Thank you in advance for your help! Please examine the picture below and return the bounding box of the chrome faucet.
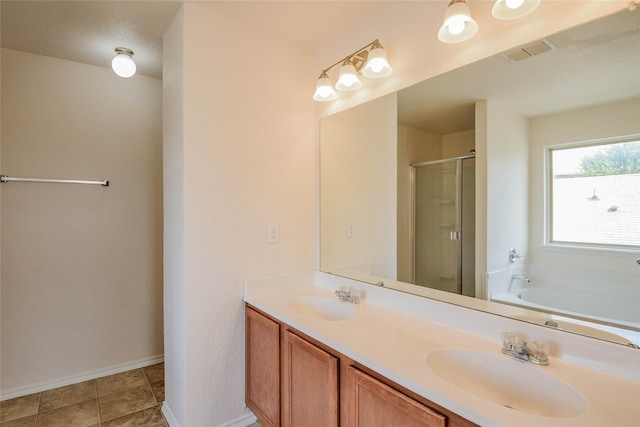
[501,333,549,366]
[335,288,360,304]
[511,273,531,283]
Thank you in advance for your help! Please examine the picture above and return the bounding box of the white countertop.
[244,272,640,427]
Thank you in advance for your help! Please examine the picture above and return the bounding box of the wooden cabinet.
[344,366,446,427]
[245,303,477,427]
[282,330,339,426]
[245,306,280,427]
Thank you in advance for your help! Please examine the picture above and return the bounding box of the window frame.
[544,134,640,252]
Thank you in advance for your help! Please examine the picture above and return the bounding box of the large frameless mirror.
[320,9,640,347]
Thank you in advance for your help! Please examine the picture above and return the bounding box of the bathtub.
[492,287,640,331]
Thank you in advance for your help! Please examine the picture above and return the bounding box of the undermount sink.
[426,349,587,418]
[288,296,357,321]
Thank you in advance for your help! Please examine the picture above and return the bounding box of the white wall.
[1,48,163,396]
[162,3,317,425]
[485,102,530,275]
[528,97,640,296]
[320,94,397,280]
[443,130,475,159]
[162,7,186,425]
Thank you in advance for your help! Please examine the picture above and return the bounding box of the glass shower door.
[413,157,475,296]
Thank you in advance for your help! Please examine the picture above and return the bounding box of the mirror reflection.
[320,9,640,347]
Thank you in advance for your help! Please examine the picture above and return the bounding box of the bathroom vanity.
[246,305,474,427]
[244,272,640,427]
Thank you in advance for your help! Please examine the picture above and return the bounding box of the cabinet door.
[282,330,339,427]
[245,307,280,427]
[345,366,446,427]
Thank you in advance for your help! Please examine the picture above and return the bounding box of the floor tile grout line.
[34,391,42,426]
[94,378,102,425]
[142,367,158,406]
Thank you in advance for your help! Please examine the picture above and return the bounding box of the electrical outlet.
[346,221,355,238]
[267,223,279,243]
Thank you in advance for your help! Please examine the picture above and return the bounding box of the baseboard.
[216,409,257,427]
[161,404,256,427]
[162,402,180,427]
[1,354,164,401]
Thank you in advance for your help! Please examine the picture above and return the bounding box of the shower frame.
[410,154,475,295]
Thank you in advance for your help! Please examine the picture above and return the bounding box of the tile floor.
[0,364,166,427]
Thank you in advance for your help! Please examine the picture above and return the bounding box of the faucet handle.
[531,341,550,364]
[501,332,527,353]
[501,332,515,351]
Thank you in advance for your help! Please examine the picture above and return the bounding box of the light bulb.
[363,42,392,78]
[112,48,136,78]
[505,0,525,8]
[492,0,540,20]
[335,61,362,91]
[313,72,337,101]
[448,18,465,35]
[438,1,478,43]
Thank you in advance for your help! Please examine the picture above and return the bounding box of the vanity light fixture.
[111,47,136,78]
[313,71,338,101]
[313,39,392,102]
[335,58,362,91]
[492,0,540,20]
[438,0,478,43]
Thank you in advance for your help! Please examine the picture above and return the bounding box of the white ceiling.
[397,8,640,134]
[2,1,638,130]
[0,1,383,79]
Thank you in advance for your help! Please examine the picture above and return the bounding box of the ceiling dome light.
[335,59,362,91]
[111,47,136,78]
[492,0,540,20]
[313,71,338,101]
[362,40,392,78]
[438,0,478,43]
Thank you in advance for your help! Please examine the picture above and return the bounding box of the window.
[548,138,640,249]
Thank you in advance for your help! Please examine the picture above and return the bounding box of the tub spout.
[512,274,531,283]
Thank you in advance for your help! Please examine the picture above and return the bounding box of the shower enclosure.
[412,156,475,296]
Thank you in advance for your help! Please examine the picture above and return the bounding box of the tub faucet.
[511,273,531,283]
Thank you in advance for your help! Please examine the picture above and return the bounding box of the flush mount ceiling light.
[492,0,540,20]
[313,39,392,102]
[438,0,478,43]
[111,47,136,78]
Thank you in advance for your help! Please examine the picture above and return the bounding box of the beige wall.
[0,49,164,396]
[320,94,397,280]
[163,4,317,425]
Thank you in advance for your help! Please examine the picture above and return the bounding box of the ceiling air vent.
[503,39,556,62]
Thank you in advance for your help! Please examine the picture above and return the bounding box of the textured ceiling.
[0,1,382,79]
[1,1,184,79]
[397,8,640,134]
